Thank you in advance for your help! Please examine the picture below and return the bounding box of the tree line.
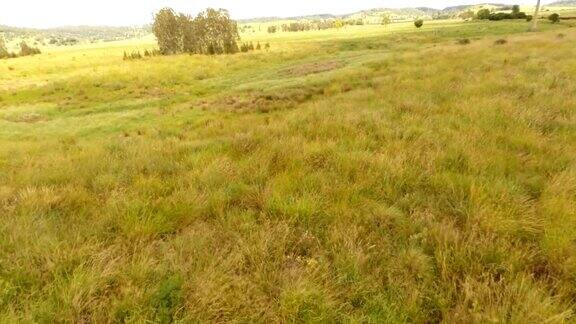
[152,7,240,55]
[268,19,366,33]
[474,5,531,21]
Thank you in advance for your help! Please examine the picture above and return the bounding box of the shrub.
[477,9,491,20]
[549,13,560,24]
[494,39,508,45]
[19,42,41,56]
[457,38,471,45]
[489,13,511,21]
[526,15,533,22]
[0,36,9,59]
[123,51,143,60]
[414,19,424,28]
[267,26,277,33]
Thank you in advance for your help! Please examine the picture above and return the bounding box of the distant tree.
[459,10,475,20]
[512,5,521,17]
[549,13,560,23]
[152,8,180,55]
[414,19,424,28]
[153,7,240,55]
[0,35,9,59]
[19,41,41,56]
[267,25,277,33]
[178,13,197,53]
[381,14,391,26]
[477,9,491,20]
[531,0,542,31]
[193,8,239,55]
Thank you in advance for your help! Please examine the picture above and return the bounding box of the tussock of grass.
[0,21,575,322]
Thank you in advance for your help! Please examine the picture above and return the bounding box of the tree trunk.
[531,0,542,31]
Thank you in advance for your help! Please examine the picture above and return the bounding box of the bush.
[494,39,508,45]
[19,42,41,56]
[123,51,143,60]
[526,15,533,22]
[549,13,560,24]
[477,9,491,20]
[489,12,512,21]
[267,26,277,33]
[457,38,471,45]
[414,19,424,28]
[0,37,9,59]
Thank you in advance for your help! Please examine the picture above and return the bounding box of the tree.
[19,41,41,56]
[477,9,491,20]
[414,19,424,28]
[152,7,240,56]
[152,8,180,55]
[267,25,277,33]
[549,13,560,23]
[193,9,239,55]
[0,35,9,59]
[530,0,542,31]
[381,14,391,27]
[512,5,521,17]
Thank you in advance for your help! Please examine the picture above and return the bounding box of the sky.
[1,0,549,28]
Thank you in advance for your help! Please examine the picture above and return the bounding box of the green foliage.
[18,41,41,56]
[152,8,180,55]
[489,10,528,21]
[0,35,9,59]
[267,25,278,33]
[414,19,424,28]
[123,51,144,61]
[151,276,183,323]
[549,13,561,23]
[153,7,240,56]
[381,14,391,26]
[477,9,492,20]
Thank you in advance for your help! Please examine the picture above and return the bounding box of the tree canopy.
[152,7,240,55]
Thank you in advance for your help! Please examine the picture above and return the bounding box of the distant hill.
[548,0,576,6]
[239,3,512,24]
[0,25,150,45]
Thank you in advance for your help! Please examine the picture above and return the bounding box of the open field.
[1,19,576,322]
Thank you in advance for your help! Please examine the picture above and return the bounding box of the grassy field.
[1,19,575,322]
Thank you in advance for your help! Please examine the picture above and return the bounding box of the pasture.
[1,19,575,322]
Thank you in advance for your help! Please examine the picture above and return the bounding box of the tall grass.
[0,20,575,322]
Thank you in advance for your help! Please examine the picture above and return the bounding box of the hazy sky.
[1,0,549,28]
